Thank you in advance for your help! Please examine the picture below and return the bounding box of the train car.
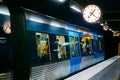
[0,3,105,80]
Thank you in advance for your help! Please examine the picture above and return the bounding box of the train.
[0,3,105,80]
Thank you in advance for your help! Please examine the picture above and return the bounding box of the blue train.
[0,3,105,80]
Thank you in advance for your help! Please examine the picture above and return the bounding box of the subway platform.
[0,56,119,80]
[65,56,120,80]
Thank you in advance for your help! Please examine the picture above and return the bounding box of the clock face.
[3,20,11,34]
[83,4,102,23]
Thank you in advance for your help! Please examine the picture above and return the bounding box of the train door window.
[80,38,83,55]
[98,40,101,52]
[86,39,89,55]
[81,38,87,56]
[81,34,94,56]
[70,36,75,57]
[93,40,95,52]
[75,37,80,56]
[88,39,93,54]
[98,39,103,53]
[35,32,50,62]
[93,40,98,53]
[56,35,67,60]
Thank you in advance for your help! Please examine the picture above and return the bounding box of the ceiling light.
[100,23,104,26]
[70,4,82,13]
[58,0,66,3]
[0,5,10,15]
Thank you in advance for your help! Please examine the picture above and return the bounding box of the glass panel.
[36,32,50,62]
[75,37,80,56]
[88,39,93,54]
[86,39,89,55]
[56,35,67,60]
[81,34,94,56]
[93,40,98,53]
[70,36,75,57]
[81,38,87,56]
[80,38,83,55]
[98,38,103,52]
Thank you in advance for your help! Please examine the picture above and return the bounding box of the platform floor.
[65,56,120,80]
[0,56,119,80]
[93,58,120,80]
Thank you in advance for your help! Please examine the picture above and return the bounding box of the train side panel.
[25,11,71,79]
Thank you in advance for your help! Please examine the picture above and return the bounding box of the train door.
[98,37,105,60]
[93,36,99,63]
[68,31,81,73]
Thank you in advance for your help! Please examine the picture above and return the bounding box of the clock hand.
[88,9,96,18]
[92,13,97,18]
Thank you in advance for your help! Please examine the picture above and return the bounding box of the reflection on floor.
[91,58,120,80]
[65,56,120,80]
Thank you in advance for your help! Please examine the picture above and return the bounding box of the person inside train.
[41,38,49,62]
[42,39,49,56]
[82,41,87,56]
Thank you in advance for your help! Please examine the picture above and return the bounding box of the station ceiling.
[73,0,120,32]
[6,0,120,33]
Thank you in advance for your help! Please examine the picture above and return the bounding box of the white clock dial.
[3,20,11,34]
[83,4,102,23]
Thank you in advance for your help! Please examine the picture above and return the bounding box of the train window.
[98,39,103,52]
[35,32,50,62]
[88,39,93,54]
[70,36,75,57]
[81,38,87,56]
[93,40,98,53]
[75,37,80,56]
[86,39,89,55]
[56,35,67,60]
[80,38,83,55]
[81,34,94,56]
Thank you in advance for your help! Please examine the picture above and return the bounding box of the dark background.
[14,0,120,32]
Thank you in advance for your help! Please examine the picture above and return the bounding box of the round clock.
[3,20,11,34]
[83,4,102,23]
